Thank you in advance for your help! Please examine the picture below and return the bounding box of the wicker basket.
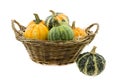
[11,20,99,65]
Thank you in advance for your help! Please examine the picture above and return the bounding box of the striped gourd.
[48,24,74,41]
[76,46,106,76]
[45,10,69,30]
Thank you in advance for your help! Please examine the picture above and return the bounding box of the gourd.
[48,24,74,41]
[71,21,87,40]
[23,13,48,40]
[45,10,69,30]
[76,46,106,76]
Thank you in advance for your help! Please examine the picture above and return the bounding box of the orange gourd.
[24,13,48,40]
[71,21,87,40]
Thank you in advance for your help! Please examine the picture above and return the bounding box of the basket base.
[23,42,85,65]
[32,59,75,65]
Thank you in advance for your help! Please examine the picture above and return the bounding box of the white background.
[0,0,120,80]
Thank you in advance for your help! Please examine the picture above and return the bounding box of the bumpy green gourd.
[48,24,74,41]
[45,10,69,30]
[76,46,106,76]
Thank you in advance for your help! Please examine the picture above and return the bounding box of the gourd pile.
[23,10,87,41]
[23,10,106,76]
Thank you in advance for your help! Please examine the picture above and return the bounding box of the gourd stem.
[72,21,75,28]
[33,13,41,24]
[90,46,97,54]
[49,10,56,16]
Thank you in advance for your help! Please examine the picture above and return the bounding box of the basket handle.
[11,20,26,37]
[85,23,99,35]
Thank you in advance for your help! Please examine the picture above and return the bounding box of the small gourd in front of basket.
[76,46,106,76]
[48,23,74,41]
[71,21,87,40]
[23,13,49,40]
[45,10,69,30]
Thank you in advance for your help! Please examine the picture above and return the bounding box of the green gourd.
[76,46,106,76]
[48,24,74,41]
[45,10,69,30]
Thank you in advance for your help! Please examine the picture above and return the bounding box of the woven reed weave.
[11,20,99,65]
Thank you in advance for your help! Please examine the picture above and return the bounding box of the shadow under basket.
[11,20,99,65]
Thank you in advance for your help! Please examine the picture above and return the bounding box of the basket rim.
[17,35,94,45]
[11,19,99,45]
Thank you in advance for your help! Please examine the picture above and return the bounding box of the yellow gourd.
[71,21,87,40]
[24,13,48,40]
